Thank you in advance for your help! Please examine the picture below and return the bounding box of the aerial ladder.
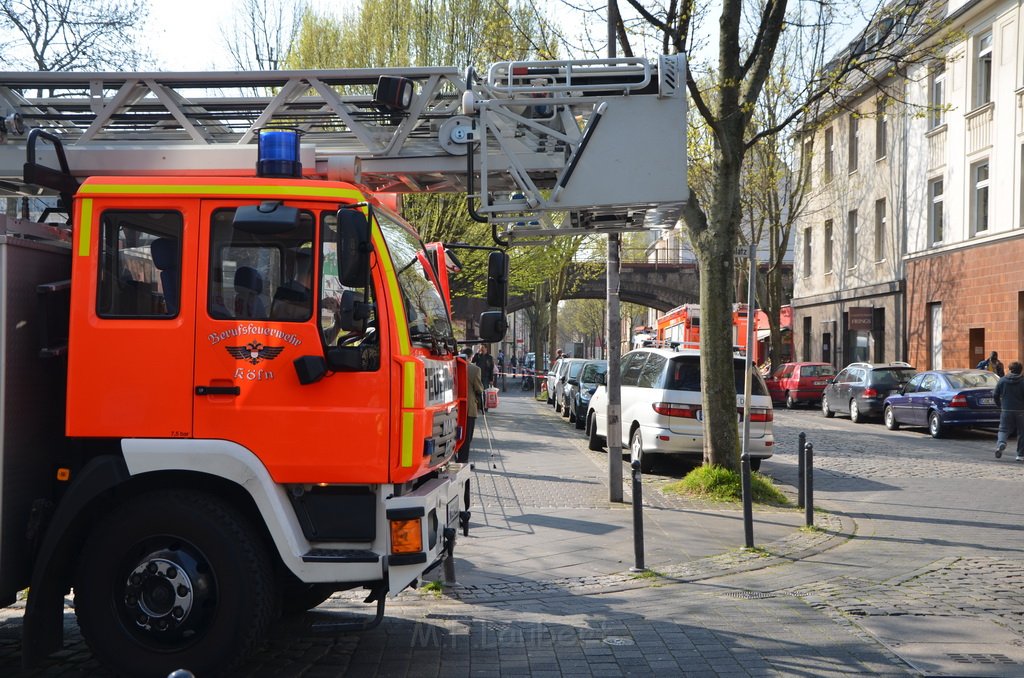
[0,55,688,242]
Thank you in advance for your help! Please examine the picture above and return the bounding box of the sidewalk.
[446,386,832,592]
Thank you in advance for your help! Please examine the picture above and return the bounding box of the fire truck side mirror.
[478,310,507,343]
[337,208,372,287]
[486,251,508,309]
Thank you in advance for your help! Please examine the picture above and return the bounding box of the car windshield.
[946,372,999,389]
[665,356,766,395]
[872,368,917,389]
[375,209,453,346]
[802,365,836,377]
[581,363,607,383]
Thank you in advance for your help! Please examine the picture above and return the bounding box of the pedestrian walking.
[510,353,518,377]
[977,350,1006,377]
[994,360,1024,460]
[459,350,484,463]
[497,350,506,391]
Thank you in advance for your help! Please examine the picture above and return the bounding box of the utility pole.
[606,1,623,502]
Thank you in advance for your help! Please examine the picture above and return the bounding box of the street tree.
[588,0,949,470]
[223,0,306,71]
[0,0,148,71]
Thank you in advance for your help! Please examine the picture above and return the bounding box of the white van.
[586,347,774,472]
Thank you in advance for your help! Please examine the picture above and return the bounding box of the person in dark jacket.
[994,361,1024,460]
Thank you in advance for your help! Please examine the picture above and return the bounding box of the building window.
[928,178,943,244]
[974,31,992,109]
[928,62,946,129]
[874,198,886,262]
[824,219,833,273]
[848,115,859,173]
[971,160,989,235]
[802,137,813,188]
[803,227,812,277]
[847,210,858,269]
[824,127,834,183]
[875,98,887,160]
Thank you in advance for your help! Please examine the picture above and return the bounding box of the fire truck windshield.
[375,210,453,349]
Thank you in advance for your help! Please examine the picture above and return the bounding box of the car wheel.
[587,412,605,451]
[822,394,835,418]
[785,391,797,409]
[850,399,863,423]
[561,398,570,418]
[554,397,561,413]
[630,428,654,474]
[929,411,945,438]
[568,402,576,423]
[574,404,586,430]
[884,405,900,430]
[74,490,275,677]
[749,457,762,472]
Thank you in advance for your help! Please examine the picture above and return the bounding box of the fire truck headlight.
[390,518,423,554]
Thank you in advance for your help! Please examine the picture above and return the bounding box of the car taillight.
[949,394,967,408]
[737,407,773,422]
[653,402,700,418]
[863,387,879,397]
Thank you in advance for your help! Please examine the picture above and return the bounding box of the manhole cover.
[603,636,635,646]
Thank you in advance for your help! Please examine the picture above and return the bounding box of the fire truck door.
[192,202,391,483]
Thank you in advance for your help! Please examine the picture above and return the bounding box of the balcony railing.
[926,124,946,170]
[965,102,994,154]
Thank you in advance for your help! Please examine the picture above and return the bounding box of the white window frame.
[974,31,993,109]
[874,198,886,262]
[971,160,990,235]
[928,178,944,244]
[928,62,946,129]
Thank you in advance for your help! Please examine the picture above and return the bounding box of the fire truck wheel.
[73,490,276,677]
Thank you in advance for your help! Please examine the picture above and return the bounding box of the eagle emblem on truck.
[226,341,284,365]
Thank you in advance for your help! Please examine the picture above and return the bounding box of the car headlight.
[580,389,594,403]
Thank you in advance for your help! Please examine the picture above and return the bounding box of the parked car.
[545,358,566,404]
[765,362,836,408]
[821,362,918,423]
[565,359,608,429]
[556,359,586,416]
[882,369,1000,438]
[587,347,774,472]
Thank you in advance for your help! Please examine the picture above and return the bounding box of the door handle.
[195,385,240,396]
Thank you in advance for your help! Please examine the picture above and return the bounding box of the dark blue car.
[882,369,1000,438]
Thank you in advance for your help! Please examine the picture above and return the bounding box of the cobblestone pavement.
[2,393,1021,676]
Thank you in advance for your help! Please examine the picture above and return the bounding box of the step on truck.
[0,54,689,675]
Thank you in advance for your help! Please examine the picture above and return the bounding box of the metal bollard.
[797,432,806,509]
[804,442,814,527]
[630,460,646,572]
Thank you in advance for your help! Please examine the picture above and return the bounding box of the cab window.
[96,210,183,318]
[207,208,314,321]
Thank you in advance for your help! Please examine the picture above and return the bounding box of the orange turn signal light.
[390,518,423,554]
[56,468,70,482]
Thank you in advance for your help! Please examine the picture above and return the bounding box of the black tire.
[929,411,945,438]
[849,399,863,423]
[74,490,276,677]
[750,457,762,472]
[630,428,654,474]
[884,405,900,430]
[561,398,570,418]
[587,412,605,451]
[567,401,576,423]
[822,394,835,418]
[554,395,561,412]
[785,392,797,409]
[574,403,586,430]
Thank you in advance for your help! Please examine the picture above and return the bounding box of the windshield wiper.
[409,328,441,353]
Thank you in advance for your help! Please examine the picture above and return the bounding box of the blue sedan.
[883,369,1000,438]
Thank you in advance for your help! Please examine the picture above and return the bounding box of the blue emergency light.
[257,128,302,178]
